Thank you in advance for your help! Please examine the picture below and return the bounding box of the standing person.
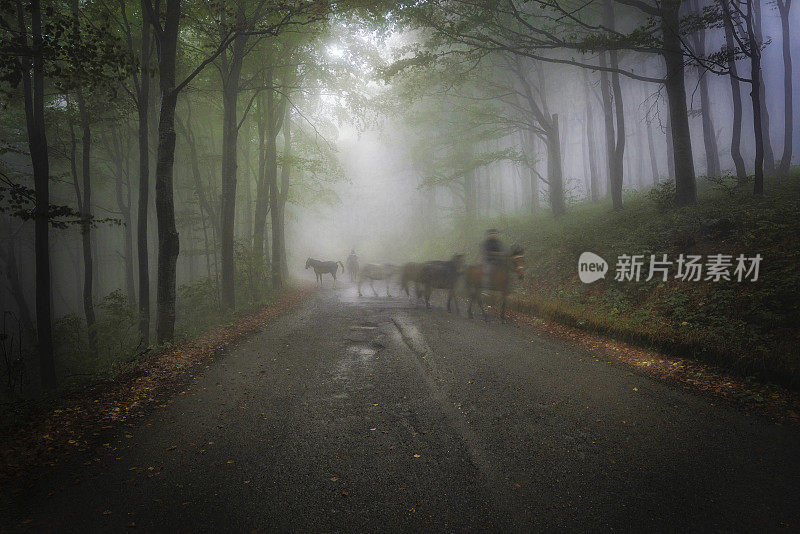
[346,249,359,282]
[481,229,505,288]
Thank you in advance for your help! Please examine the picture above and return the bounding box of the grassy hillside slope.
[423,176,800,387]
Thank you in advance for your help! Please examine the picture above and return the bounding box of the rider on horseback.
[346,249,359,282]
[481,228,505,289]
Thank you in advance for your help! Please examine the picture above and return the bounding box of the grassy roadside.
[0,286,312,485]
[424,175,800,389]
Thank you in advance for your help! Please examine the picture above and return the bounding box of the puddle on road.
[344,325,379,342]
[347,344,378,359]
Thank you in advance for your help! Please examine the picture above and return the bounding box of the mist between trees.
[0,0,797,393]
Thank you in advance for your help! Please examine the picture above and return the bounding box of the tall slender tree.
[15,0,56,388]
[775,0,794,175]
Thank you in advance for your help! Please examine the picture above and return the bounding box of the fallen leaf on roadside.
[330,477,339,482]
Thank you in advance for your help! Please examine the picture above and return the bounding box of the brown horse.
[465,246,525,321]
[419,254,464,313]
[400,262,424,302]
[306,258,344,288]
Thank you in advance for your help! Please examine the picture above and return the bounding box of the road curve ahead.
[6,285,800,532]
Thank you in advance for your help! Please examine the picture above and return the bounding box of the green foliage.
[175,276,222,341]
[0,0,136,96]
[92,290,141,365]
[234,240,270,310]
[53,313,89,374]
[0,171,122,227]
[54,291,140,379]
[174,243,277,341]
[647,180,676,212]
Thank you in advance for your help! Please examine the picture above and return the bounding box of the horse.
[305,258,344,288]
[358,263,397,297]
[346,254,359,282]
[400,262,424,302]
[418,254,464,313]
[465,246,525,322]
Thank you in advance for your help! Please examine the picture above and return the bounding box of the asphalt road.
[5,284,800,532]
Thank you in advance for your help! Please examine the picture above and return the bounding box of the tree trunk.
[599,52,622,209]
[524,129,539,212]
[253,90,270,266]
[721,1,748,184]
[254,69,284,289]
[665,112,675,180]
[545,115,565,216]
[219,26,247,312]
[746,0,765,195]
[2,219,35,339]
[137,0,151,344]
[219,86,238,311]
[18,0,55,388]
[777,0,793,175]
[689,0,721,178]
[278,103,291,279]
[661,3,697,206]
[112,132,136,307]
[267,82,283,289]
[464,167,477,225]
[76,92,97,352]
[183,113,219,233]
[697,73,721,178]
[607,2,625,207]
[154,0,181,344]
[584,69,600,202]
[753,0,776,176]
[243,139,253,242]
[646,118,659,183]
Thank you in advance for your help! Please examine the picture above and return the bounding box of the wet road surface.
[5,285,800,532]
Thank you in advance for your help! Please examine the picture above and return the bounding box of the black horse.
[419,254,464,313]
[305,258,344,288]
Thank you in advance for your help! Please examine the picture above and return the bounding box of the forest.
[1,0,798,396]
